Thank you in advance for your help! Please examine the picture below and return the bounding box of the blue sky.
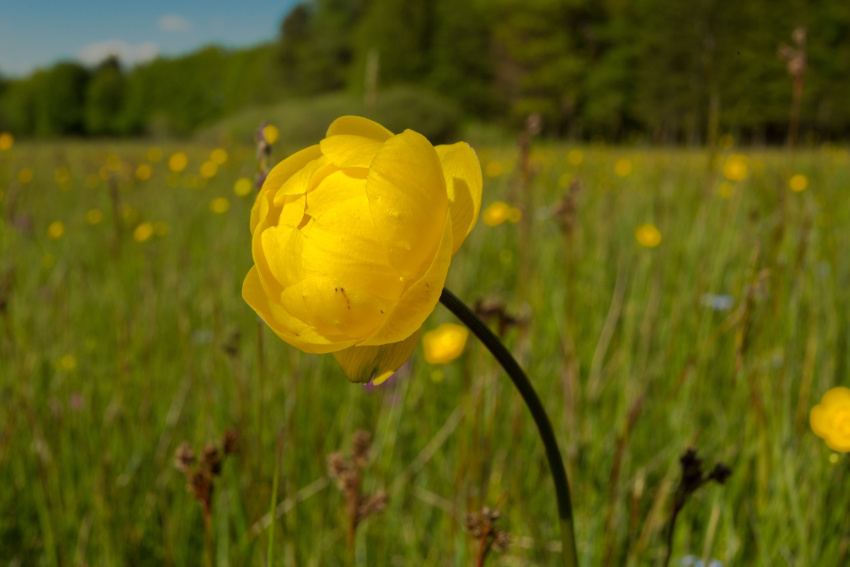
[0,0,299,77]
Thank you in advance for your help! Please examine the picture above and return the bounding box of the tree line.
[1,0,848,143]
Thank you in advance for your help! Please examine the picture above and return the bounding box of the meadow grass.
[1,136,848,566]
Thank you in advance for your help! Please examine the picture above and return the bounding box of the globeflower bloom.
[243,116,482,384]
[423,323,469,364]
[810,386,850,452]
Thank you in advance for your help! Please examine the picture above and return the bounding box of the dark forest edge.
[1,0,849,144]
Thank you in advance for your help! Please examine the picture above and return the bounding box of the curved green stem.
[440,288,578,567]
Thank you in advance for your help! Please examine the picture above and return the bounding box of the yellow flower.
[135,163,152,181]
[0,132,13,150]
[482,201,521,227]
[789,174,808,192]
[234,177,254,197]
[169,152,188,173]
[635,223,661,248]
[811,387,850,452]
[717,182,734,199]
[56,354,77,372]
[614,158,632,177]
[210,148,228,165]
[423,323,469,364]
[210,197,230,213]
[722,155,749,182]
[566,149,583,166]
[134,222,153,243]
[86,209,103,225]
[54,166,71,184]
[18,168,34,184]
[263,124,279,145]
[153,221,169,236]
[47,221,65,240]
[485,160,504,178]
[243,116,482,384]
[200,160,218,179]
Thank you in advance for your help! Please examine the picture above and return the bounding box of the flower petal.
[333,327,422,384]
[306,169,368,218]
[360,215,452,345]
[821,386,850,409]
[327,116,394,141]
[261,223,304,289]
[279,276,395,339]
[243,266,355,354]
[366,129,448,280]
[320,135,384,169]
[810,405,830,438]
[436,142,482,255]
[302,193,404,299]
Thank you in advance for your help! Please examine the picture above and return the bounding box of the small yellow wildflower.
[483,201,511,226]
[121,205,139,224]
[635,223,662,248]
[47,221,65,240]
[614,158,633,177]
[811,387,850,452]
[135,164,152,181]
[147,147,163,162]
[423,323,469,364]
[134,222,154,243]
[210,148,228,165]
[508,207,522,223]
[717,182,734,199]
[0,132,13,150]
[169,152,188,173]
[153,221,169,237]
[558,173,572,189]
[566,149,584,166]
[86,209,103,225]
[234,177,254,197]
[263,124,279,145]
[56,354,77,372]
[210,197,230,214]
[199,161,218,179]
[54,166,71,184]
[485,160,504,178]
[18,168,34,184]
[789,174,808,192]
[722,155,749,182]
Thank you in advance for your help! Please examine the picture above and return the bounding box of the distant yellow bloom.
[722,155,749,182]
[485,160,504,178]
[811,386,850,452]
[263,124,279,145]
[169,152,188,173]
[234,177,253,197]
[614,158,633,177]
[210,148,228,165]
[56,354,77,372]
[566,149,583,166]
[558,173,572,189]
[153,221,169,236]
[121,205,139,224]
[423,323,469,364]
[635,223,661,248]
[134,222,154,243]
[54,166,71,184]
[508,207,521,223]
[47,221,65,240]
[147,147,163,162]
[0,132,13,150]
[86,209,103,225]
[200,160,218,179]
[717,182,734,199]
[135,163,152,181]
[789,174,808,192]
[18,168,33,184]
[210,197,230,213]
[483,201,512,226]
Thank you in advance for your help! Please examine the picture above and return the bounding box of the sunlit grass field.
[1,134,849,566]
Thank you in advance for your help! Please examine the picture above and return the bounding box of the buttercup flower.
[423,323,469,364]
[810,386,850,452]
[243,116,482,384]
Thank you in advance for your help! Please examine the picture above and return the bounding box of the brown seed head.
[174,443,196,474]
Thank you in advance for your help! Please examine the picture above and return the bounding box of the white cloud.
[77,40,159,68]
[158,14,192,33]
